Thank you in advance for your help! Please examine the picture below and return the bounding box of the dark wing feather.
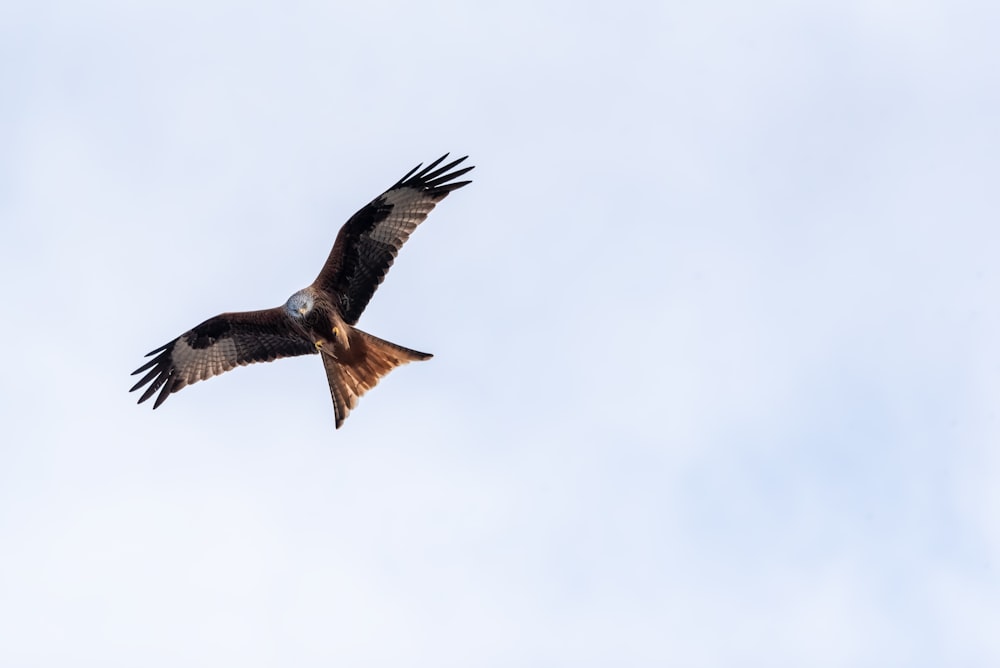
[313,154,474,324]
[130,308,316,409]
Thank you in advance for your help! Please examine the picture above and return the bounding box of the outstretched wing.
[313,154,474,324]
[130,308,317,409]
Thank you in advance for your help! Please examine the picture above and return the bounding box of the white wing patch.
[171,336,240,386]
[370,188,438,246]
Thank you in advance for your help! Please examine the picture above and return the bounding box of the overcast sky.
[2,0,999,666]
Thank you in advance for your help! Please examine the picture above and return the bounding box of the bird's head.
[285,289,315,319]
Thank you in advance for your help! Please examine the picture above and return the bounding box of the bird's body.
[131,154,473,428]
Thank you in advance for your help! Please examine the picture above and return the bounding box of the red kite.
[131,154,473,428]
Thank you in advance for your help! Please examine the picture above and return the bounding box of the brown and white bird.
[130,154,473,428]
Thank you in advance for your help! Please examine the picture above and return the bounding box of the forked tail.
[320,328,432,428]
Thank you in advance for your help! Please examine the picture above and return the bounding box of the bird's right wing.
[313,154,473,324]
[130,308,317,408]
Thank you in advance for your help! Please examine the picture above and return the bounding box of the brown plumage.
[130,154,473,428]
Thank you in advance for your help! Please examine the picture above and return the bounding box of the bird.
[130,154,473,428]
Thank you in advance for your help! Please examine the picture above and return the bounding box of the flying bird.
[131,154,473,428]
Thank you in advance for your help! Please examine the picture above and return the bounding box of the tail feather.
[321,329,432,428]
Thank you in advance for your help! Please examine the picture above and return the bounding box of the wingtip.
[145,343,171,357]
[152,382,173,409]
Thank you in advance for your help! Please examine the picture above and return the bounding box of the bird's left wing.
[313,154,474,324]
[130,308,317,409]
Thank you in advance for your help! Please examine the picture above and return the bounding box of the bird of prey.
[131,154,473,428]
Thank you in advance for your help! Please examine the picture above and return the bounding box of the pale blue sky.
[1,1,998,666]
